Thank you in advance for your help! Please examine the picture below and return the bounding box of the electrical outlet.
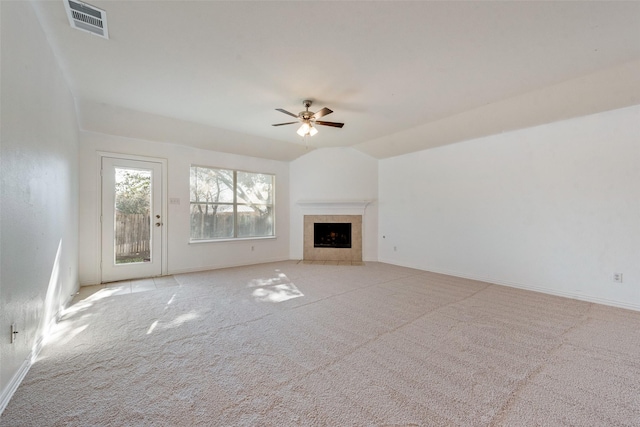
[613,273,623,283]
[251,246,254,251]
[11,323,18,344]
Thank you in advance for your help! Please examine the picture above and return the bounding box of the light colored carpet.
[2,261,640,426]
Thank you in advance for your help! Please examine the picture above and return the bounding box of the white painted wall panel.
[379,105,640,310]
[289,148,378,261]
[1,1,79,410]
[78,132,290,285]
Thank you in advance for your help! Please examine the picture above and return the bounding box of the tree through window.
[190,166,274,240]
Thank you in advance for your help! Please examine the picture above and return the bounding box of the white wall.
[289,147,378,261]
[78,132,290,285]
[0,1,79,412]
[379,105,640,310]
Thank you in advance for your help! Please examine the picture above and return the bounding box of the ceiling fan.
[272,100,344,137]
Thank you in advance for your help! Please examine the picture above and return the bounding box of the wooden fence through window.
[115,212,150,259]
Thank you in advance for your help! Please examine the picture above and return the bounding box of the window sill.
[189,236,277,244]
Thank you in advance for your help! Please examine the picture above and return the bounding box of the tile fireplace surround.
[304,215,363,262]
[298,200,373,262]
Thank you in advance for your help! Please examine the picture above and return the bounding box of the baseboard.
[378,258,640,312]
[485,276,640,312]
[167,256,291,276]
[0,289,76,415]
[0,334,44,415]
[79,258,292,286]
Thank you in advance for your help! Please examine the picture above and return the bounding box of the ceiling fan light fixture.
[297,122,310,136]
[273,100,343,137]
[297,121,318,137]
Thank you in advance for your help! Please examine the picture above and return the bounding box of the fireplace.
[314,223,352,248]
[303,215,362,262]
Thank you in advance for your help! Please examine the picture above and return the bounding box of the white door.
[101,157,163,282]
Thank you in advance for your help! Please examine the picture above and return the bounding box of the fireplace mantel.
[297,200,374,215]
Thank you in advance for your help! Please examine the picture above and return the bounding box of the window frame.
[189,165,276,242]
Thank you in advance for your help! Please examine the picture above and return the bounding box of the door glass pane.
[114,168,151,264]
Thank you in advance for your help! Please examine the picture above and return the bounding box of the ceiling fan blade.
[272,122,298,126]
[313,107,333,119]
[315,120,344,128]
[275,108,299,118]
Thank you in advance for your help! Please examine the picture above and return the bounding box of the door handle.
[155,222,163,227]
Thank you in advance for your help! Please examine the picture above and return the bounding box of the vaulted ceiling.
[32,1,640,161]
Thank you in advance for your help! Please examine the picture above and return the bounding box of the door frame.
[97,151,168,282]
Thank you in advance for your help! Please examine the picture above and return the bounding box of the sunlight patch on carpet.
[248,272,304,303]
[44,323,88,348]
[63,286,122,318]
[147,320,159,335]
[164,311,200,329]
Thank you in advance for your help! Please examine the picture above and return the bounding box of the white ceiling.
[32,1,640,161]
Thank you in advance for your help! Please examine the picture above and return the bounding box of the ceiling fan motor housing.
[301,100,314,120]
[272,99,344,130]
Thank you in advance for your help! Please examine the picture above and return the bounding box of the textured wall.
[289,148,378,261]
[1,1,79,411]
[379,105,640,310]
[78,132,291,285]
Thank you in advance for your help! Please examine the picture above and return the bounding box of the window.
[190,166,274,240]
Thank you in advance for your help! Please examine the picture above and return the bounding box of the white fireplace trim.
[297,200,374,216]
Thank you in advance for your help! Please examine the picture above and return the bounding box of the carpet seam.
[487,304,594,426]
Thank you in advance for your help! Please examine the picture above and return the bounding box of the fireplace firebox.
[303,215,362,262]
[314,223,352,248]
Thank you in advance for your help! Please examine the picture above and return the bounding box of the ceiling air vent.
[63,0,109,39]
